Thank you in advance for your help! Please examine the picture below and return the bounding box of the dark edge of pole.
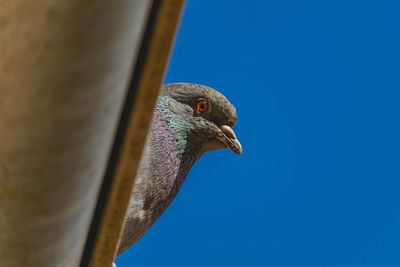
[79,1,162,266]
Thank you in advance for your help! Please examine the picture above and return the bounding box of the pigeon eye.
[196,99,208,114]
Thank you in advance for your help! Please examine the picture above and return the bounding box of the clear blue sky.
[116,1,400,266]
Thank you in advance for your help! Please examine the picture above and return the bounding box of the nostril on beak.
[220,125,236,140]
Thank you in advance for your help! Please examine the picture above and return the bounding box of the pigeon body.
[117,83,241,255]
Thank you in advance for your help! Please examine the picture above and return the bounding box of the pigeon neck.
[151,96,196,187]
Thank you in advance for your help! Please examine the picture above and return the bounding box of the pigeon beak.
[218,125,242,155]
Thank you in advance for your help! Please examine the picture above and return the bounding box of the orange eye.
[196,99,208,114]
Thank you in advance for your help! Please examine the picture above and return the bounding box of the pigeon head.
[160,83,242,158]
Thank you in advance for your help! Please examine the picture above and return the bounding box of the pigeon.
[117,83,242,255]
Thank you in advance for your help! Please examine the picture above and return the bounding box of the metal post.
[0,1,159,266]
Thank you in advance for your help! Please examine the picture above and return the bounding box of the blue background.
[116,1,400,266]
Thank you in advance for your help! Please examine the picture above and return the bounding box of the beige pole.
[0,1,156,266]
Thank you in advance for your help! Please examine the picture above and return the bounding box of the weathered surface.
[0,1,151,266]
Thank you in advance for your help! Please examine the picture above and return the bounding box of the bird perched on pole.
[117,83,242,256]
